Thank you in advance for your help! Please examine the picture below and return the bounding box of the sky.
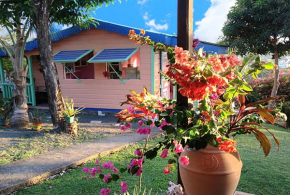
[0,0,237,43]
[91,0,237,43]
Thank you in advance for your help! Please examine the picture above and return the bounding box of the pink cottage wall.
[25,29,153,110]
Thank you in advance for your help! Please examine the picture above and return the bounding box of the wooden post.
[177,0,193,187]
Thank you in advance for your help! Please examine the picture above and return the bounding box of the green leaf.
[112,174,119,181]
[162,125,175,134]
[130,166,140,175]
[168,159,176,164]
[120,168,127,173]
[99,174,104,179]
[145,150,157,160]
[160,112,169,117]
[263,62,274,70]
[241,83,253,91]
[154,121,161,127]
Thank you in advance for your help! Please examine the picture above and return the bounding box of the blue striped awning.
[53,49,93,63]
[88,48,139,63]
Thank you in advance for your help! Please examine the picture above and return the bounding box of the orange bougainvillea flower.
[128,30,136,36]
[140,29,145,35]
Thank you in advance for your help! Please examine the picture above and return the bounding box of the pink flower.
[136,128,151,135]
[96,166,103,173]
[159,120,171,130]
[126,123,132,128]
[134,148,143,157]
[103,174,112,183]
[127,107,135,113]
[120,125,127,131]
[160,149,169,158]
[82,167,89,173]
[175,144,184,153]
[100,188,111,195]
[138,120,144,127]
[180,156,190,166]
[163,166,170,175]
[86,175,90,180]
[135,167,142,176]
[169,181,174,186]
[95,159,100,165]
[112,167,119,174]
[102,161,114,169]
[131,158,144,167]
[173,140,178,146]
[120,181,129,193]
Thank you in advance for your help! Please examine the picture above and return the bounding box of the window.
[106,62,122,79]
[64,53,95,80]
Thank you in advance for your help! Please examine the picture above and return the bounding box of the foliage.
[0,98,13,119]
[222,0,290,56]
[29,109,44,124]
[61,99,84,118]
[248,69,290,101]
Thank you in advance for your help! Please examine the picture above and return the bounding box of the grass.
[17,124,290,195]
[0,129,106,166]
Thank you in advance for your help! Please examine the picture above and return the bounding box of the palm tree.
[0,18,32,128]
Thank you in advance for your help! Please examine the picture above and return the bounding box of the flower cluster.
[82,159,128,194]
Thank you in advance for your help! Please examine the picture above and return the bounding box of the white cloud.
[194,0,236,43]
[145,19,168,31]
[137,0,148,5]
[143,12,149,20]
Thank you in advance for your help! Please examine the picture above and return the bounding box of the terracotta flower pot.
[32,123,43,131]
[179,145,242,195]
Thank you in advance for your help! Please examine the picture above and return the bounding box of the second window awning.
[53,49,93,63]
[87,48,139,63]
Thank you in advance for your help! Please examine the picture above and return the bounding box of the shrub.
[248,69,290,103]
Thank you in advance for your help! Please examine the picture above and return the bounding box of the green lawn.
[17,124,290,195]
[0,129,106,166]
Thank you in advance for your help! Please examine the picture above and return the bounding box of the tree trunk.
[10,25,29,128]
[32,0,65,129]
[268,48,280,110]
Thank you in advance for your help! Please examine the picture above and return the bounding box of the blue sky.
[92,0,236,43]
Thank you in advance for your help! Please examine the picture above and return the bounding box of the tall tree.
[222,0,290,109]
[0,3,32,128]
[29,0,115,128]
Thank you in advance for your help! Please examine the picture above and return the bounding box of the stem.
[139,132,151,189]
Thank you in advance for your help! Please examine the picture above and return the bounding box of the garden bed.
[16,124,290,195]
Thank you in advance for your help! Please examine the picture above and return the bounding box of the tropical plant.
[0,17,32,128]
[61,98,84,118]
[222,0,290,109]
[80,30,281,194]
[29,109,44,124]
[0,98,13,119]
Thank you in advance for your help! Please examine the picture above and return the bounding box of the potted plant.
[62,98,84,124]
[0,98,12,126]
[81,30,282,195]
[30,109,44,131]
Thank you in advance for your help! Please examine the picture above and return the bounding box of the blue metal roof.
[0,19,228,57]
[53,49,93,63]
[88,48,139,63]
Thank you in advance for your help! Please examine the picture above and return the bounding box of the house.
[0,20,228,111]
